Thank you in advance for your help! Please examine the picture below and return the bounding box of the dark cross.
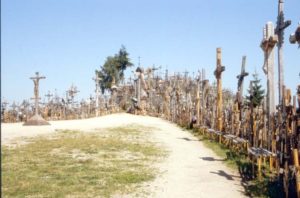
[289,24,300,47]
[45,91,53,103]
[236,56,248,104]
[30,72,46,116]
[2,100,9,111]
[68,84,79,107]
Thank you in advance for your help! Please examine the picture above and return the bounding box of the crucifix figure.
[30,72,46,116]
[24,72,50,125]
[214,48,225,132]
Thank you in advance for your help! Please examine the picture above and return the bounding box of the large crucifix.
[24,72,50,125]
[214,48,225,132]
[31,72,45,116]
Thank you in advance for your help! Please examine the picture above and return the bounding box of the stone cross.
[93,73,101,116]
[30,72,46,116]
[23,72,49,125]
[214,48,225,131]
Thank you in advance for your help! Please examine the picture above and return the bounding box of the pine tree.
[246,72,265,108]
[96,46,133,93]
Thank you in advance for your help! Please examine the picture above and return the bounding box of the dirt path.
[1,113,246,198]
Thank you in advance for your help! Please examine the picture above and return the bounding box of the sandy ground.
[1,113,247,198]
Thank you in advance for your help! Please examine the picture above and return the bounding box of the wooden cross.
[275,0,291,105]
[67,84,79,108]
[214,48,225,132]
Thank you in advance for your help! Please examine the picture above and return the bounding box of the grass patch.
[2,125,167,198]
[189,128,285,198]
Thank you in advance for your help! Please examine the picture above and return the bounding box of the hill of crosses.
[2,1,300,198]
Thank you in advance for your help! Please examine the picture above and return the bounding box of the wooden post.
[270,156,274,172]
[294,148,300,198]
[258,156,262,180]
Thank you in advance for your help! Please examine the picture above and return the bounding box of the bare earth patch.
[2,113,246,197]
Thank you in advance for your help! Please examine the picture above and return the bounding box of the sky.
[1,0,300,106]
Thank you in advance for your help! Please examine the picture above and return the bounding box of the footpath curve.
[1,113,246,198]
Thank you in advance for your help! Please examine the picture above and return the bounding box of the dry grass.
[2,125,167,198]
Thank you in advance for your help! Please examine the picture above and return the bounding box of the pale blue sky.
[2,0,300,105]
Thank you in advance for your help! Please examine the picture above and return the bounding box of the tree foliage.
[246,72,265,108]
[96,46,133,93]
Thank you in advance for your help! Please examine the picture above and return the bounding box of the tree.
[246,72,265,108]
[96,46,133,93]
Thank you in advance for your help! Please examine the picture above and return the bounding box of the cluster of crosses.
[2,1,300,197]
